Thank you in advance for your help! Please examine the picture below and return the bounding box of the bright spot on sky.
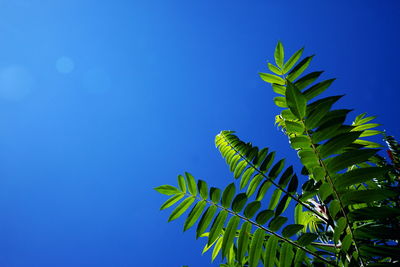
[83,68,111,94]
[0,65,33,101]
[56,56,74,74]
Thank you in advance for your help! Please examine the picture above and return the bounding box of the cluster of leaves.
[155,42,400,266]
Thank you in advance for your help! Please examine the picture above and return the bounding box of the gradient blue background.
[0,0,399,266]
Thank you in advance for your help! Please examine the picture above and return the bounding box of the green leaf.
[285,81,307,119]
[168,196,195,222]
[272,84,286,95]
[264,235,279,267]
[234,160,248,179]
[221,183,236,208]
[279,242,294,267]
[231,193,248,213]
[212,237,223,261]
[287,55,314,82]
[348,207,400,221]
[274,41,284,68]
[208,210,228,245]
[274,97,288,108]
[260,152,276,172]
[287,174,298,193]
[244,201,261,218]
[294,249,306,267]
[196,205,218,238]
[178,175,187,193]
[303,79,335,100]
[285,121,305,134]
[317,131,362,159]
[334,167,389,189]
[248,228,265,267]
[255,209,274,225]
[268,159,285,179]
[221,216,240,258]
[237,221,252,264]
[297,233,317,246]
[247,174,264,197]
[268,216,288,231]
[240,167,255,189]
[268,63,282,75]
[184,200,207,231]
[326,149,379,173]
[283,47,303,74]
[275,194,291,216]
[329,200,341,219]
[256,180,273,201]
[290,136,310,150]
[185,172,197,196]
[197,180,208,199]
[278,166,294,187]
[260,73,285,85]
[341,189,397,206]
[268,190,282,210]
[294,71,323,90]
[333,217,347,244]
[318,183,333,202]
[154,185,180,195]
[282,224,304,238]
[160,193,185,210]
[210,187,221,203]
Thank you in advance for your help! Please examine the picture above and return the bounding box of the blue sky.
[0,0,399,266]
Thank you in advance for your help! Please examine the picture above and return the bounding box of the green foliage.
[155,42,400,266]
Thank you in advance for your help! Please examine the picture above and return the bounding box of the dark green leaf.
[326,149,379,173]
[260,152,276,172]
[244,201,261,218]
[348,207,400,221]
[268,159,285,179]
[255,209,274,225]
[303,79,335,100]
[294,71,323,90]
[341,189,397,206]
[334,167,388,189]
[275,194,291,216]
[278,166,294,187]
[221,183,236,208]
[282,224,304,238]
[168,196,195,222]
[318,131,362,158]
[231,193,248,213]
[287,174,298,193]
[333,217,347,243]
[297,233,317,246]
[268,216,288,231]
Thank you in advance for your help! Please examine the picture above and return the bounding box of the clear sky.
[0,0,399,266]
